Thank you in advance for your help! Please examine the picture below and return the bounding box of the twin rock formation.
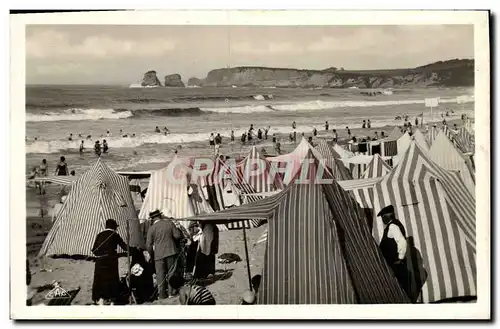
[141,59,474,88]
[141,71,185,87]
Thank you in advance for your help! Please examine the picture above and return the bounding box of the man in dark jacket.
[146,210,182,299]
[377,205,410,296]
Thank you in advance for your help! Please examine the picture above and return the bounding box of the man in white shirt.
[377,205,410,297]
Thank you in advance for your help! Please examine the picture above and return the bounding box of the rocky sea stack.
[141,70,162,87]
[164,74,185,87]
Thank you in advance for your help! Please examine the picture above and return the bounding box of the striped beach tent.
[428,131,475,197]
[394,132,412,165]
[30,175,77,185]
[342,154,372,179]
[188,151,410,304]
[39,158,145,258]
[236,146,284,193]
[138,156,216,230]
[452,127,475,154]
[332,142,354,159]
[267,137,329,185]
[361,154,392,179]
[412,129,430,152]
[314,139,353,180]
[372,141,476,303]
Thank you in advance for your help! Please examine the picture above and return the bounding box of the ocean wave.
[25,94,473,122]
[26,108,134,122]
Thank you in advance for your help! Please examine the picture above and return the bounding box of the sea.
[25,85,475,217]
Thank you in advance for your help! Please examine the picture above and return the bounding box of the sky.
[25,25,474,85]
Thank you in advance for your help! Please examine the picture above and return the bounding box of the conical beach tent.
[412,129,430,152]
[138,156,215,229]
[39,158,144,258]
[372,141,476,303]
[361,153,392,179]
[189,151,409,304]
[314,139,353,180]
[428,131,475,197]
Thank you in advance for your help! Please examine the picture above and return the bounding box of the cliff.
[187,59,474,88]
[141,70,162,87]
[164,74,185,87]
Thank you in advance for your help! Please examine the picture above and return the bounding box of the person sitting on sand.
[103,140,109,154]
[68,133,73,141]
[155,126,160,133]
[91,219,129,305]
[94,140,101,156]
[79,141,85,155]
[55,156,68,176]
[169,276,216,305]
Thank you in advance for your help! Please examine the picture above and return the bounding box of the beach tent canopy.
[138,156,217,229]
[412,129,430,152]
[188,150,409,304]
[314,139,353,181]
[428,131,475,197]
[39,158,145,258]
[267,137,332,185]
[116,171,152,180]
[371,141,476,303]
[361,154,392,179]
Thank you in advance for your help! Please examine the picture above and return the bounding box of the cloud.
[26,29,177,59]
[232,41,301,55]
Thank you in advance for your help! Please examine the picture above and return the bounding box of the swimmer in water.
[70,170,76,176]
[68,133,73,141]
[106,130,111,137]
[292,121,296,129]
[87,135,92,140]
[79,140,84,155]
[155,126,160,133]
[78,133,82,138]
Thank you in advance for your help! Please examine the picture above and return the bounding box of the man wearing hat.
[91,219,128,305]
[146,210,182,299]
[377,205,410,296]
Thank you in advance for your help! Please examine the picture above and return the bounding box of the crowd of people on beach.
[87,211,259,305]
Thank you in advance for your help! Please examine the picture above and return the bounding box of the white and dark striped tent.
[361,154,392,179]
[332,142,354,159]
[235,146,284,193]
[452,127,475,154]
[29,175,77,185]
[187,151,410,304]
[39,158,145,258]
[412,129,430,152]
[428,131,475,197]
[341,155,372,179]
[138,156,216,230]
[314,139,353,180]
[371,141,476,303]
[394,132,412,165]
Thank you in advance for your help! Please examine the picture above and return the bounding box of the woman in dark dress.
[91,219,127,305]
[55,156,68,176]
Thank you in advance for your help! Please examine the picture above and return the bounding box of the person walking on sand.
[292,121,296,130]
[94,140,101,156]
[264,126,270,140]
[367,119,371,128]
[91,219,129,305]
[55,156,68,176]
[332,129,338,143]
[362,120,366,129]
[146,210,183,299]
[241,132,247,145]
[313,127,318,137]
[346,126,351,139]
[325,121,329,131]
[257,129,263,140]
[230,130,235,143]
[102,139,109,154]
[209,133,215,148]
[79,140,85,155]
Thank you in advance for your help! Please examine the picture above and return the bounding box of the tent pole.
[126,219,132,305]
[242,226,252,291]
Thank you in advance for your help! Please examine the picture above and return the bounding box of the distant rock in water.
[164,74,185,87]
[187,77,204,87]
[141,70,162,87]
[190,59,474,88]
